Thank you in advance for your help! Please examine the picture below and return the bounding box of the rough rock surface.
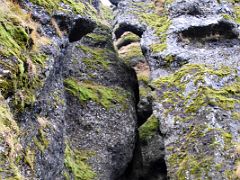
[0,0,240,179]
[113,0,240,179]
[0,0,138,179]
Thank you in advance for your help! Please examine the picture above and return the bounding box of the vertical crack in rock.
[114,27,168,180]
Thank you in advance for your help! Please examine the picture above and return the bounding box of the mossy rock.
[139,115,159,142]
[119,43,144,65]
[64,143,96,180]
[0,0,50,111]
[0,94,23,179]
[152,64,240,115]
[116,32,141,49]
[152,64,240,179]
[64,78,129,110]
[133,1,172,53]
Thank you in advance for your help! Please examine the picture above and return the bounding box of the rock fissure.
[0,0,239,179]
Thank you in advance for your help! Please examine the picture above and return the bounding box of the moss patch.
[0,95,23,179]
[152,64,240,116]
[64,78,129,110]
[119,43,144,65]
[139,115,159,141]
[77,45,112,70]
[85,33,109,44]
[0,0,50,111]
[64,143,96,180]
[29,0,96,16]
[133,1,172,53]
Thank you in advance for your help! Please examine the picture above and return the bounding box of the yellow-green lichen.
[0,0,50,111]
[77,45,111,70]
[152,64,240,117]
[85,33,109,44]
[24,147,35,170]
[64,78,129,110]
[133,1,172,53]
[28,0,106,24]
[64,143,96,180]
[118,32,140,46]
[33,129,49,153]
[29,0,95,16]
[100,4,114,22]
[33,117,50,153]
[139,115,159,141]
[0,94,23,179]
[167,124,237,179]
[119,43,144,65]
[225,0,240,23]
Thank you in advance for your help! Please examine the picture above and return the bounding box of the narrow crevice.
[118,130,168,180]
[114,28,168,178]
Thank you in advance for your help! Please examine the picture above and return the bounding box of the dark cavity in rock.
[69,18,96,42]
[180,21,239,42]
[115,23,145,39]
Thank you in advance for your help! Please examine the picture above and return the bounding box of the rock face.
[0,0,240,179]
[113,0,240,179]
[0,0,138,179]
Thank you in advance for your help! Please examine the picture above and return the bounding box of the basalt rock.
[0,0,138,179]
[0,0,240,179]
[113,0,240,179]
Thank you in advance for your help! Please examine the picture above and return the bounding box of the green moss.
[232,112,240,120]
[222,13,233,21]
[226,1,240,23]
[24,147,35,170]
[119,44,143,64]
[134,1,172,53]
[64,143,96,180]
[139,115,159,141]
[233,5,240,24]
[151,43,167,53]
[119,32,140,45]
[175,154,213,179]
[0,1,49,111]
[31,53,48,66]
[29,0,91,15]
[139,87,151,97]
[33,129,49,153]
[63,171,71,180]
[29,0,100,23]
[77,45,111,70]
[64,78,129,110]
[152,64,240,116]
[85,33,108,43]
[137,74,149,84]
[167,124,234,179]
[100,4,113,21]
[0,95,23,179]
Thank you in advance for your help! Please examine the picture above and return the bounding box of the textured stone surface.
[0,0,240,179]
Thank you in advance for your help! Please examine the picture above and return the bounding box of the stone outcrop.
[0,0,138,179]
[0,0,239,179]
[113,0,240,179]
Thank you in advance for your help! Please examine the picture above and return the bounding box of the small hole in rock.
[69,18,96,42]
